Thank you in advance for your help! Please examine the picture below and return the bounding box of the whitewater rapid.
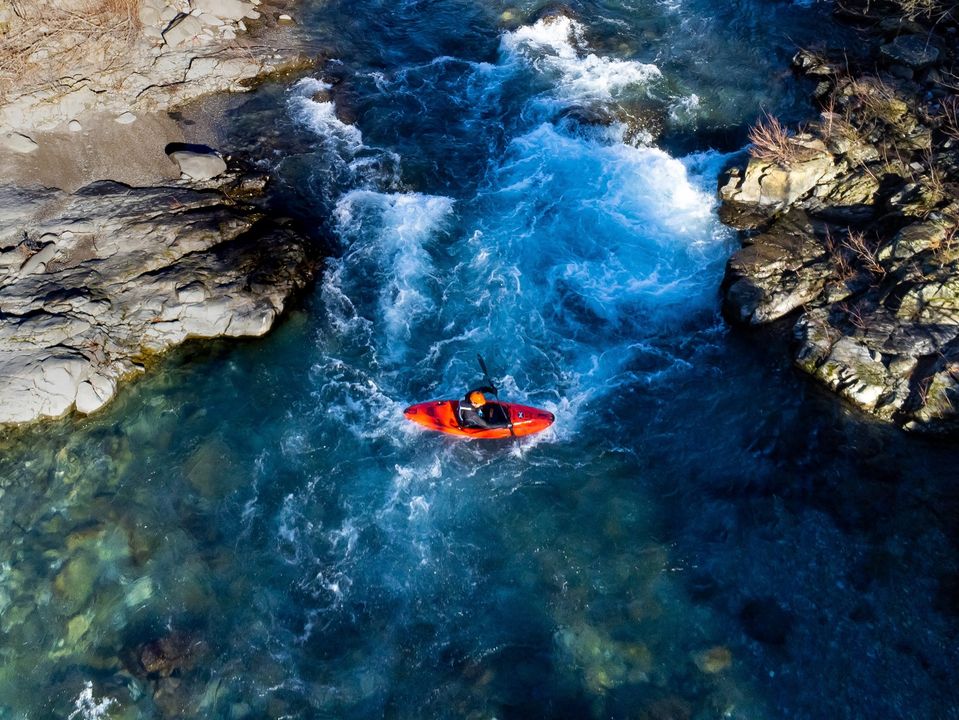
[269,16,735,637]
[289,14,730,425]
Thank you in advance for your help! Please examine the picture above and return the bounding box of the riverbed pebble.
[693,646,732,674]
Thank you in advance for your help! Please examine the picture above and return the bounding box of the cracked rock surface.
[0,180,317,425]
[0,0,308,135]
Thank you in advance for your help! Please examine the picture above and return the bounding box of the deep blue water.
[1,1,958,719]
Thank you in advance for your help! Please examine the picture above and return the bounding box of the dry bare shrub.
[938,70,959,94]
[819,92,862,146]
[941,95,959,141]
[929,213,959,265]
[97,0,140,17]
[824,227,855,280]
[849,75,908,126]
[923,152,948,202]
[837,300,869,331]
[893,0,952,21]
[0,0,141,102]
[843,229,886,278]
[747,111,813,167]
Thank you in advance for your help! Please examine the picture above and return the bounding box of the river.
[1,1,958,718]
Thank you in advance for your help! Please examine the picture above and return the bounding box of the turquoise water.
[2,1,958,718]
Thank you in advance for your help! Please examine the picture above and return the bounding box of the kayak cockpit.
[455,400,511,429]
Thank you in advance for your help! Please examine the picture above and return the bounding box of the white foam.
[477,123,722,312]
[408,496,430,521]
[276,492,310,563]
[68,683,115,720]
[501,16,662,103]
[239,450,269,532]
[332,190,455,347]
[669,92,701,124]
[289,77,364,150]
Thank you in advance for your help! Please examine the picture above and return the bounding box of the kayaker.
[458,388,503,428]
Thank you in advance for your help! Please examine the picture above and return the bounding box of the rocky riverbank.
[0,0,319,426]
[718,0,959,433]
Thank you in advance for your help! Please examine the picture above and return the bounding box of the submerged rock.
[692,646,732,674]
[66,612,92,647]
[880,35,939,70]
[53,552,99,609]
[184,437,239,497]
[136,633,203,678]
[637,695,693,720]
[555,622,652,693]
[121,631,212,717]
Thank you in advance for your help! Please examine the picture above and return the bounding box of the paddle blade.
[477,354,496,391]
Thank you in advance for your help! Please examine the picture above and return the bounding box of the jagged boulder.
[721,152,840,210]
[718,35,959,432]
[723,211,839,324]
[719,140,845,228]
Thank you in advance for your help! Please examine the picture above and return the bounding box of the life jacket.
[458,390,509,429]
[458,402,492,428]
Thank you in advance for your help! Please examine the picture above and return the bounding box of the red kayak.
[403,399,555,439]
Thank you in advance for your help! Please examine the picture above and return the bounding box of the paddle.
[477,353,515,438]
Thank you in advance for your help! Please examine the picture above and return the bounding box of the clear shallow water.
[2,1,959,718]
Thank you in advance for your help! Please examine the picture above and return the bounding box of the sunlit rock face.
[719,42,959,433]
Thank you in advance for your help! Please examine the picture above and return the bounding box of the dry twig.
[825,227,855,280]
[843,229,886,278]
[941,95,959,141]
[0,0,141,102]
